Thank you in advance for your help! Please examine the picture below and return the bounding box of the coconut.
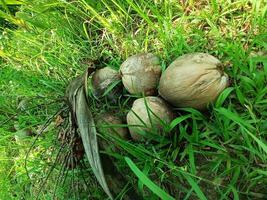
[96,113,129,152]
[120,53,162,95]
[159,53,229,109]
[126,96,174,141]
[96,112,129,140]
[92,67,121,101]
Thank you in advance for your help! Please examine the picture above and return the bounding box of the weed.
[0,0,266,199]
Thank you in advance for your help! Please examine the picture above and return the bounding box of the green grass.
[0,0,267,199]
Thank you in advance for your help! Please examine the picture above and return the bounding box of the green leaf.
[215,87,234,108]
[168,114,191,132]
[188,144,196,174]
[137,162,150,194]
[221,167,241,199]
[255,169,267,176]
[235,86,245,105]
[125,157,175,200]
[245,129,267,154]
[0,9,25,26]
[79,0,114,32]
[215,108,254,130]
[231,186,239,200]
[0,0,24,5]
[216,108,267,154]
[183,174,208,200]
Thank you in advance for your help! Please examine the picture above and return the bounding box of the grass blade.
[125,157,175,200]
[216,108,267,154]
[183,174,208,200]
[188,144,196,174]
[168,114,191,132]
[0,0,24,5]
[215,87,234,108]
[245,129,267,154]
[215,108,254,130]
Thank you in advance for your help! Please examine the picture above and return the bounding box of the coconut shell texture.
[159,53,229,109]
[127,96,174,141]
[120,53,162,95]
[96,113,129,140]
[92,67,121,97]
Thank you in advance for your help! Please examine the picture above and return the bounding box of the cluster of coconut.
[92,53,229,141]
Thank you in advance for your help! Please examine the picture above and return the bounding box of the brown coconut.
[120,53,162,95]
[159,53,229,109]
[126,96,174,141]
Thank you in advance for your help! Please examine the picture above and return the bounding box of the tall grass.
[0,0,266,199]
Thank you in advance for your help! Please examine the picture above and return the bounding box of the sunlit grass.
[0,0,266,199]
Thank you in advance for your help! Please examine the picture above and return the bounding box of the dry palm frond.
[25,67,141,200]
